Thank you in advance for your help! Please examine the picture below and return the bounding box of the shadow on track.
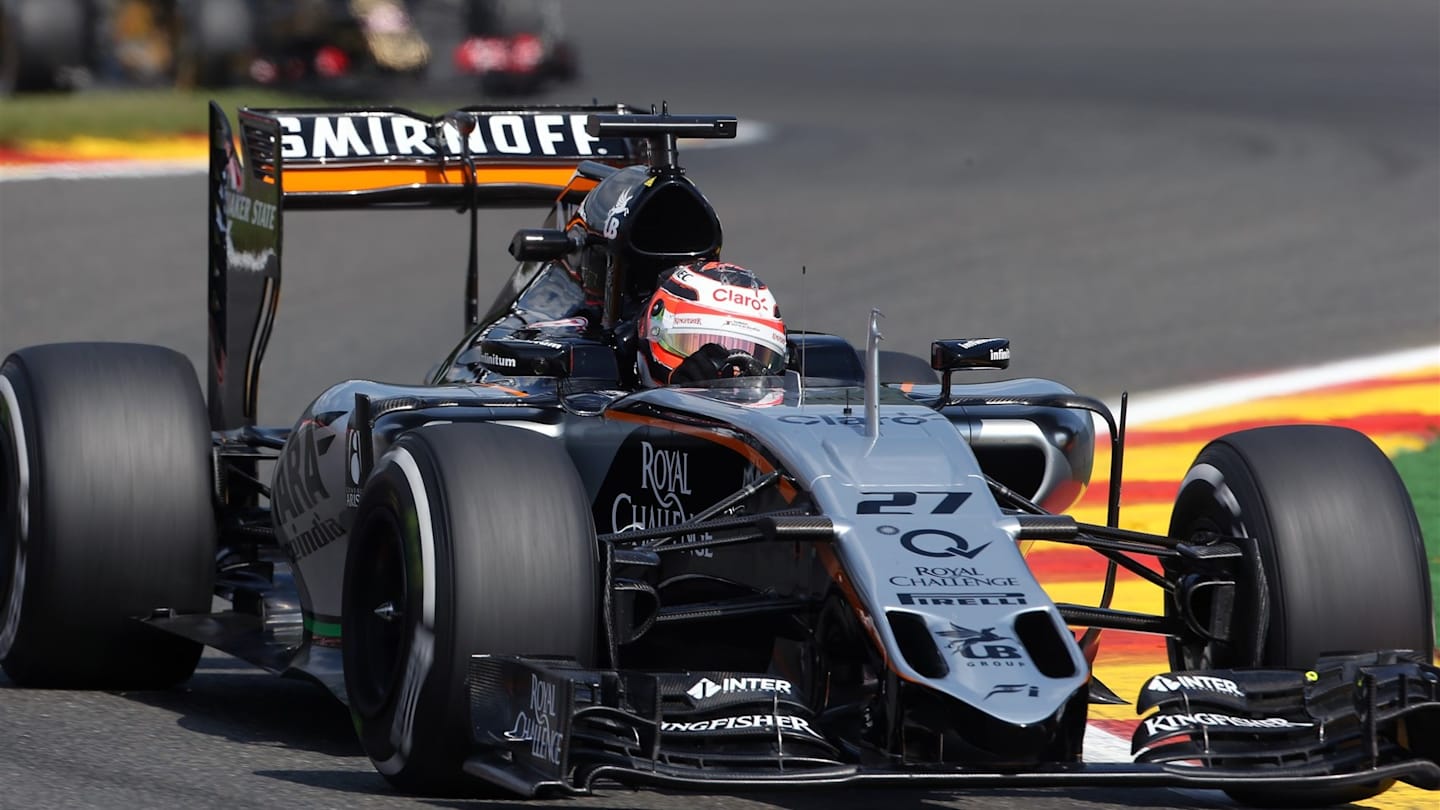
[122,654,363,758]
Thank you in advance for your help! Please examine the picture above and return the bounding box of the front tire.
[342,423,597,794]
[0,343,217,688]
[1167,425,1431,807]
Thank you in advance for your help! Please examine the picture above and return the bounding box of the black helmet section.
[579,166,723,323]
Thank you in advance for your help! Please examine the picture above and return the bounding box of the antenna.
[864,309,883,441]
[800,266,807,402]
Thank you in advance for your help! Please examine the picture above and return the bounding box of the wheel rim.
[1168,481,1252,672]
[347,509,409,716]
[1169,514,1223,670]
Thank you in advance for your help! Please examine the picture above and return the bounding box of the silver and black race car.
[1,102,1435,805]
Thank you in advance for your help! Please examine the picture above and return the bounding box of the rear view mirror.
[460,339,619,382]
[509,228,574,261]
[931,338,1011,371]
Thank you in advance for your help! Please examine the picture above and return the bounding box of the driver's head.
[637,261,786,386]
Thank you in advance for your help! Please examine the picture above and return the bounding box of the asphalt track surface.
[0,1,1437,808]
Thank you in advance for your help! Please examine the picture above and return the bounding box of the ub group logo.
[936,624,1025,667]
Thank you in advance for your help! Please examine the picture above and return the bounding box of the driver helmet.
[637,261,787,386]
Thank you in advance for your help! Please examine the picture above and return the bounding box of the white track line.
[685,120,771,150]
[0,159,206,182]
[0,121,772,183]
[1109,343,1440,428]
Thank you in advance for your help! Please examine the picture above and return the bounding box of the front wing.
[463,653,1440,797]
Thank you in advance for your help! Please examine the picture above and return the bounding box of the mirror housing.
[933,338,1011,403]
[932,338,1011,371]
[509,228,576,261]
[461,339,619,382]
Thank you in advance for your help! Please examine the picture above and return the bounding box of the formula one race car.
[1,103,1436,806]
[242,0,577,96]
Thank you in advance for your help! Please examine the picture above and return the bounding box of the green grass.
[0,88,477,143]
[1393,438,1440,648]
[0,89,316,142]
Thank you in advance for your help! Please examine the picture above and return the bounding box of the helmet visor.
[657,314,787,376]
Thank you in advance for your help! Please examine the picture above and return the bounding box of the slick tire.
[343,423,597,794]
[0,0,87,95]
[0,343,217,688]
[1167,425,1431,807]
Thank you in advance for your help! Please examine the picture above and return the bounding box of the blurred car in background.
[451,0,577,94]
[1,0,253,93]
[242,0,578,96]
[0,0,576,97]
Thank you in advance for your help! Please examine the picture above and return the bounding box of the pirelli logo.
[273,112,630,162]
[896,591,1029,606]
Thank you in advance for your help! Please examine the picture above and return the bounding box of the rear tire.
[342,423,597,794]
[1167,425,1431,807]
[0,343,217,688]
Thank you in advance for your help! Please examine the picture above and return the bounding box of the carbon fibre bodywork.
[462,652,1439,796]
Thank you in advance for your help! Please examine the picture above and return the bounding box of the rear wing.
[205,102,639,430]
[243,104,640,209]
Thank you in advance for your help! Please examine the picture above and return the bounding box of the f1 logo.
[985,683,1039,699]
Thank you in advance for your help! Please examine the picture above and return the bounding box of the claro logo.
[779,414,934,426]
[712,288,770,312]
